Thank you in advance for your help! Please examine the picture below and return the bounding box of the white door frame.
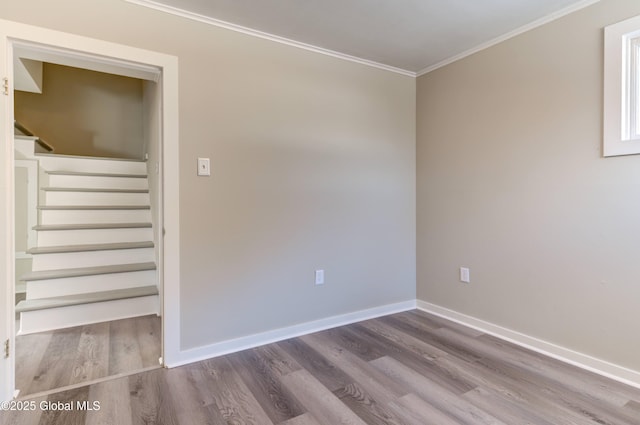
[0,19,180,402]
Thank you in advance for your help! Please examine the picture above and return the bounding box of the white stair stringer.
[19,154,160,332]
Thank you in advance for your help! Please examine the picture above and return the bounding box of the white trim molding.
[124,0,415,77]
[603,13,640,157]
[417,300,640,390]
[127,0,600,78]
[167,300,416,368]
[417,0,601,75]
[126,0,600,78]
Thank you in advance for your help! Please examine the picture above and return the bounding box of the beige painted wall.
[417,0,640,371]
[15,63,144,159]
[3,0,416,350]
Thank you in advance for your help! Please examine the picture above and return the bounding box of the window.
[603,15,640,156]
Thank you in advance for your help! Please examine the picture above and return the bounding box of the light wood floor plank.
[434,329,640,424]
[280,369,367,425]
[15,332,53,396]
[433,353,597,425]
[480,332,640,406]
[371,355,508,425]
[625,399,640,415]
[178,362,230,423]
[332,382,406,425]
[226,347,305,423]
[37,386,89,425]
[162,365,225,425]
[463,386,558,425]
[5,309,639,424]
[84,377,132,425]
[199,357,274,425]
[277,338,352,392]
[322,326,386,362]
[386,393,461,425]
[302,332,408,402]
[133,315,161,368]
[70,322,110,385]
[301,331,413,424]
[15,316,161,397]
[0,395,46,425]
[357,318,449,360]
[353,321,478,395]
[26,328,83,395]
[108,320,143,375]
[279,412,323,425]
[455,330,634,407]
[128,368,180,425]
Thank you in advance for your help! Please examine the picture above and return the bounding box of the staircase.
[16,154,160,335]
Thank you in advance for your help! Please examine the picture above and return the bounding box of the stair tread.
[38,205,151,210]
[47,171,147,178]
[15,285,158,313]
[29,241,155,254]
[36,152,146,162]
[42,187,149,193]
[33,222,152,231]
[21,262,157,281]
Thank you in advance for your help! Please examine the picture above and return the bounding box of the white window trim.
[603,15,640,157]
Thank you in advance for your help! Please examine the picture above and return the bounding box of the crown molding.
[124,0,416,77]
[125,0,600,79]
[416,0,601,76]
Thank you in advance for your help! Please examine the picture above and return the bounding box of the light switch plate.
[197,158,210,176]
[460,267,470,283]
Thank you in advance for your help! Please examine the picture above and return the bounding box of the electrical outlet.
[197,158,211,176]
[315,270,325,285]
[460,267,470,283]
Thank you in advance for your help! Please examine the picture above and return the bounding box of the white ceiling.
[134,0,598,75]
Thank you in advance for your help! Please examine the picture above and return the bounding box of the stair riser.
[40,209,151,225]
[37,227,153,246]
[39,156,147,175]
[18,296,159,335]
[32,248,155,271]
[25,270,157,299]
[44,191,150,206]
[47,175,148,190]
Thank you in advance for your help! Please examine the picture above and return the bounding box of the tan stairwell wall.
[15,62,144,159]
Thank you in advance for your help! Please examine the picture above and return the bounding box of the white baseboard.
[168,299,417,368]
[416,300,640,390]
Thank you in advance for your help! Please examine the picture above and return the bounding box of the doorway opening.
[1,21,180,402]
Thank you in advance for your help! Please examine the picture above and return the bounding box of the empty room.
[1,0,639,424]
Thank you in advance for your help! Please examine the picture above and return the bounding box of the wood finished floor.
[2,309,639,425]
[15,315,161,397]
